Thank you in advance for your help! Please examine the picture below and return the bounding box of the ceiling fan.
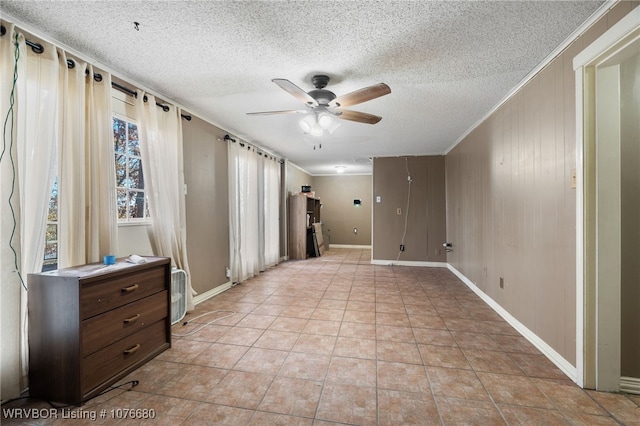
[247,75,391,126]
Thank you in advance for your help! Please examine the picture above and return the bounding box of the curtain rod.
[223,134,282,162]
[110,81,191,121]
[1,24,191,121]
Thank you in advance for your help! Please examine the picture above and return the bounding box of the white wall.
[117,224,153,257]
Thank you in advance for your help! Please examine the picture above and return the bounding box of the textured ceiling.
[2,0,605,175]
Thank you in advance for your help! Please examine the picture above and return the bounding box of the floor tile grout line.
[583,390,631,426]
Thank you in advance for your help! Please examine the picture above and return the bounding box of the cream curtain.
[228,142,259,283]
[135,92,194,310]
[84,65,118,263]
[1,25,58,399]
[1,22,120,399]
[56,50,85,267]
[263,156,280,268]
[57,52,118,268]
[228,142,280,284]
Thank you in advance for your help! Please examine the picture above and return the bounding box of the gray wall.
[372,156,446,262]
[313,175,372,246]
[182,116,230,295]
[445,1,638,368]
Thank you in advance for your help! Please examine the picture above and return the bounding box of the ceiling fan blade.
[272,79,318,107]
[246,109,308,115]
[331,83,391,108]
[336,109,382,124]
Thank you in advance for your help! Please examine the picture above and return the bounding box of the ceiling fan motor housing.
[308,75,336,106]
[311,75,330,89]
[308,89,336,106]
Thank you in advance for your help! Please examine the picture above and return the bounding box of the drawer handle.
[121,284,139,293]
[123,344,141,355]
[123,314,140,324]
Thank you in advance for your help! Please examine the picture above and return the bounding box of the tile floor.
[3,248,639,425]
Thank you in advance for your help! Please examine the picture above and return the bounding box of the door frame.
[574,6,640,390]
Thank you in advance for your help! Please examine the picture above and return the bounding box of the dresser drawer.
[82,320,168,394]
[82,291,168,356]
[81,267,165,319]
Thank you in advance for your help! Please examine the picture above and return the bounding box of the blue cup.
[103,255,116,265]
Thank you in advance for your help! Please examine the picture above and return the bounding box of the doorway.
[575,8,639,392]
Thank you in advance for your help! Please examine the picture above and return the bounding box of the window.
[43,178,58,271]
[113,116,149,221]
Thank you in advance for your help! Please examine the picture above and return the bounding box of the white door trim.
[573,6,640,390]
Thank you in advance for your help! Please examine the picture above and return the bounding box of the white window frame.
[113,112,150,223]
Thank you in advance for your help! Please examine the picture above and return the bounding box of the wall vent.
[352,156,373,163]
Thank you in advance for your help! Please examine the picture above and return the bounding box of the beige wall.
[445,1,638,368]
[285,162,312,258]
[313,175,372,246]
[182,116,230,295]
[372,156,446,262]
[287,162,313,196]
[620,45,640,378]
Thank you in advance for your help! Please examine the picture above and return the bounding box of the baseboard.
[620,376,640,395]
[371,259,448,268]
[193,282,232,305]
[447,264,578,383]
[329,244,372,249]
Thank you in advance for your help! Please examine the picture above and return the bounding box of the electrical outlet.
[397,208,401,215]
[400,244,405,251]
[225,267,231,278]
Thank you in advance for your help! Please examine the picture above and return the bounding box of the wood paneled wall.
[372,156,446,262]
[446,1,638,367]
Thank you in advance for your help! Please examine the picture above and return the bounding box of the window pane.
[115,154,126,186]
[44,242,57,261]
[128,157,144,189]
[113,117,126,154]
[45,224,57,243]
[129,190,146,219]
[116,188,128,219]
[127,122,140,156]
[48,179,58,222]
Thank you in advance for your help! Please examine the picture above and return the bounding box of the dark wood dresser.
[28,256,171,405]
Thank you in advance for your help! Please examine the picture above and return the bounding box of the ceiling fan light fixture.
[299,117,312,133]
[309,125,323,137]
[317,112,333,129]
[299,113,324,137]
[317,112,341,134]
